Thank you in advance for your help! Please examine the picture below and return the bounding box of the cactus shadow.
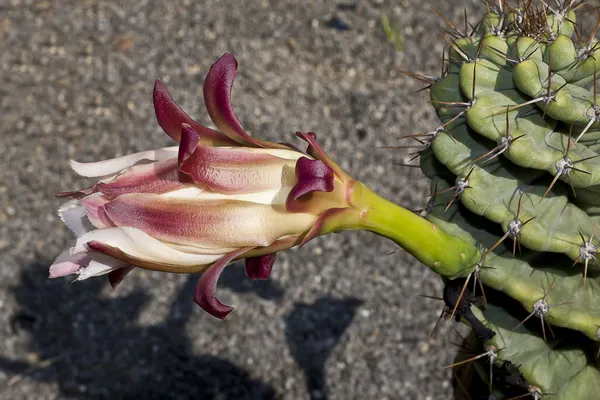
[0,261,277,399]
[284,296,363,400]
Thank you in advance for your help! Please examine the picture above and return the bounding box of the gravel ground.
[0,1,488,399]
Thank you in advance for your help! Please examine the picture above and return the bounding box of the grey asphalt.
[0,1,485,399]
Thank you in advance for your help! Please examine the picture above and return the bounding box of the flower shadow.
[0,262,276,399]
[284,296,363,400]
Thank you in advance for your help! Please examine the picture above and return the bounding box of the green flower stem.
[350,182,481,278]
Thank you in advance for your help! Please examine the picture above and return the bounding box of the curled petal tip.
[153,79,183,142]
[287,157,334,205]
[153,78,234,146]
[244,253,276,280]
[203,53,251,146]
[193,248,251,319]
[203,53,288,149]
[194,264,235,319]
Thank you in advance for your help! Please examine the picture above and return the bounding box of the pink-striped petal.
[153,79,236,146]
[203,53,289,149]
[244,253,276,280]
[70,147,179,178]
[194,247,252,319]
[81,194,115,229]
[97,159,184,198]
[103,194,318,249]
[179,144,298,194]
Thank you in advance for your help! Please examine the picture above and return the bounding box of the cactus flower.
[51,53,366,319]
[53,53,480,320]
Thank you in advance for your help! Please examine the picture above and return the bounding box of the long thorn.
[482,231,511,259]
[439,34,470,62]
[397,70,438,84]
[541,172,562,200]
[442,347,494,369]
[449,274,472,321]
[429,308,448,339]
[432,7,463,37]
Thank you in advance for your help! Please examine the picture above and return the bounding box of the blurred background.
[0,0,488,399]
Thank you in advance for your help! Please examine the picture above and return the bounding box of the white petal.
[160,186,206,199]
[58,200,93,237]
[242,147,305,161]
[70,146,179,177]
[74,227,224,266]
[76,253,128,281]
[167,242,238,255]
[198,188,291,205]
[162,184,291,205]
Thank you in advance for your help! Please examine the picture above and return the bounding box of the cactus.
[397,1,600,398]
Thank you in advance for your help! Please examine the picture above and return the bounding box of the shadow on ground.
[0,261,362,399]
[284,296,363,400]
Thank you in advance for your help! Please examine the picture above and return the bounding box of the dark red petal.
[244,253,276,280]
[203,54,259,147]
[194,247,252,319]
[108,266,134,289]
[286,157,334,205]
[153,79,235,146]
[203,54,290,150]
[178,124,201,168]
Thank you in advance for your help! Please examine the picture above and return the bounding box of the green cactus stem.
[349,181,481,279]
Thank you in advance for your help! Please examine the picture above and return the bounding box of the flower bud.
[53,53,360,319]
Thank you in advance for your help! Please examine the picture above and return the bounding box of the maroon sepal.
[244,253,276,280]
[286,157,334,206]
[108,266,134,289]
